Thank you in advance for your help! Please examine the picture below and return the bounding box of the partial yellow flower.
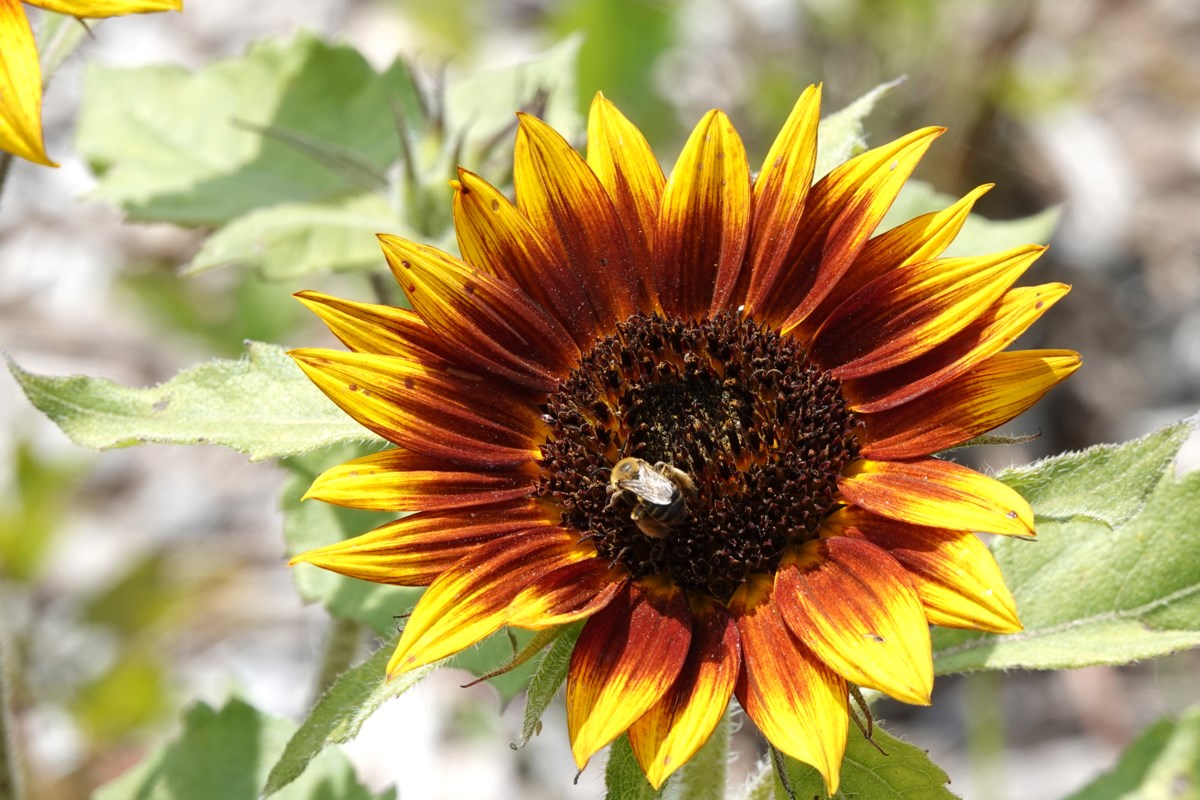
[0,0,182,167]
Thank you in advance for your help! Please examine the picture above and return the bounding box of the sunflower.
[289,85,1079,793]
[0,0,182,167]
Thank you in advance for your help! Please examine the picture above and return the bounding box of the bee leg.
[603,485,623,512]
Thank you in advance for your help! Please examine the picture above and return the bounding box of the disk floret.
[538,312,860,600]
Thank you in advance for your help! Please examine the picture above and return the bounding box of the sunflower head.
[290,85,1079,793]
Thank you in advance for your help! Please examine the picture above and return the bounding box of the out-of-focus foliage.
[93,698,393,800]
[1062,706,1200,800]
[0,442,84,582]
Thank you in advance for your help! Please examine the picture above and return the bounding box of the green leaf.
[282,449,417,636]
[448,36,585,168]
[882,179,1061,256]
[815,78,905,179]
[1063,706,1200,800]
[770,724,955,800]
[513,623,580,750]
[933,415,1200,673]
[185,193,402,279]
[264,641,433,797]
[604,734,662,800]
[96,697,393,800]
[78,32,419,225]
[7,342,382,462]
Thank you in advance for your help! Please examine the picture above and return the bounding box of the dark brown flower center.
[536,312,860,601]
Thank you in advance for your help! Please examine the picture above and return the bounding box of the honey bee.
[606,457,696,538]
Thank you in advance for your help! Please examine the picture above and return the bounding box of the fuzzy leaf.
[814,78,906,179]
[185,193,402,279]
[1063,707,1200,800]
[77,32,420,225]
[264,645,431,797]
[933,416,1200,673]
[96,697,392,800]
[513,623,580,750]
[770,724,955,800]
[8,342,381,462]
[605,734,662,800]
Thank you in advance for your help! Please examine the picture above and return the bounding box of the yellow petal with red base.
[731,574,848,796]
[514,112,638,329]
[811,244,1045,379]
[749,127,943,328]
[0,0,55,166]
[840,458,1035,538]
[825,508,1021,633]
[587,92,664,308]
[628,597,740,790]
[507,558,627,629]
[290,348,542,469]
[379,234,577,389]
[862,349,1082,459]
[742,85,821,309]
[26,0,181,15]
[845,282,1072,413]
[453,167,603,347]
[302,448,535,512]
[388,530,587,676]
[567,579,692,768]
[294,290,451,364]
[653,109,751,318]
[290,501,554,586]
[775,538,933,705]
[802,184,993,330]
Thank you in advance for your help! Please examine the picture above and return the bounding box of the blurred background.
[2,0,1199,798]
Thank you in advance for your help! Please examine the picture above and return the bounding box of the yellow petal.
[776,538,933,706]
[25,0,181,17]
[730,574,848,796]
[0,0,55,166]
[628,597,740,789]
[839,458,1036,538]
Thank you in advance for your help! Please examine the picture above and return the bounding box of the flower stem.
[674,708,730,800]
[314,616,364,696]
[0,615,23,800]
[0,154,13,212]
[964,671,1005,800]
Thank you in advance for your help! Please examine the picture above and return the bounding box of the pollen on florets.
[536,312,861,601]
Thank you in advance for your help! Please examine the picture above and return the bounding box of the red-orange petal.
[824,508,1021,633]
[748,127,944,328]
[387,529,587,675]
[628,597,740,789]
[844,282,1071,413]
[290,349,542,469]
[507,557,627,629]
[294,290,450,364]
[586,92,664,310]
[799,184,994,334]
[379,234,578,389]
[775,538,933,705]
[514,112,638,333]
[567,579,692,768]
[289,501,555,586]
[810,245,1044,379]
[731,574,848,796]
[839,458,1035,538]
[654,109,751,319]
[742,85,822,310]
[452,167,604,347]
[861,349,1082,459]
[302,448,536,512]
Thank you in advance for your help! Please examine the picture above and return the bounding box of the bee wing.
[618,470,677,505]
